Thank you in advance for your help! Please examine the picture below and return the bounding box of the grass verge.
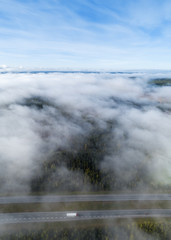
[1,200,171,213]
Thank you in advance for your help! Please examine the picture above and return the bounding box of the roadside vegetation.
[1,219,171,240]
[1,201,171,214]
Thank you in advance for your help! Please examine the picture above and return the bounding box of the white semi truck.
[66,212,78,217]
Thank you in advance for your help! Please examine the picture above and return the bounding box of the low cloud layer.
[0,71,171,193]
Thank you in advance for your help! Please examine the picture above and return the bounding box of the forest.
[150,78,171,86]
[30,117,170,193]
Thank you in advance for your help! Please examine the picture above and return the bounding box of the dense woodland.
[26,96,170,193]
[150,78,171,86]
[30,126,150,192]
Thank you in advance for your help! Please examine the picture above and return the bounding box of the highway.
[0,194,171,204]
[0,209,171,224]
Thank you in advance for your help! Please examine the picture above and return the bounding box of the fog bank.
[0,71,171,193]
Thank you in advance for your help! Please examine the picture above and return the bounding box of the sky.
[1,0,171,70]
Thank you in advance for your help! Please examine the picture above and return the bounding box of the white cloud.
[0,71,171,192]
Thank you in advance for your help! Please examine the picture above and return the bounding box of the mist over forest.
[0,71,171,194]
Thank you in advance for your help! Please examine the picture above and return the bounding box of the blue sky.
[1,0,171,70]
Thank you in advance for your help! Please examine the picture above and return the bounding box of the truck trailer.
[66,213,78,217]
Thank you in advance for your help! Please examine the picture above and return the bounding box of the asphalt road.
[1,194,171,204]
[0,209,171,224]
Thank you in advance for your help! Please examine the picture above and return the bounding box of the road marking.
[1,209,171,224]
